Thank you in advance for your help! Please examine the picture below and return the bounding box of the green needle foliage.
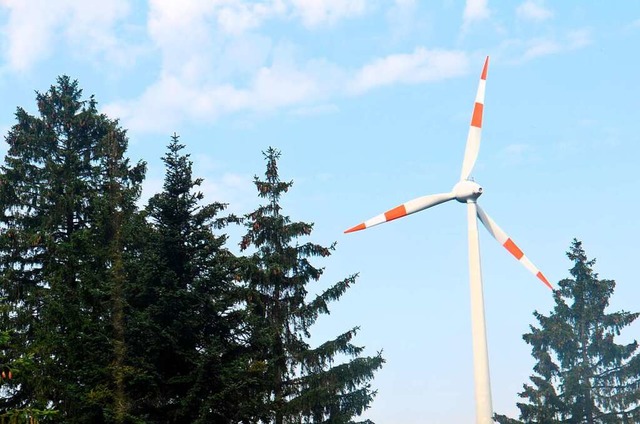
[495,240,640,423]
[127,135,243,423]
[239,148,384,424]
[0,76,385,423]
[0,76,146,422]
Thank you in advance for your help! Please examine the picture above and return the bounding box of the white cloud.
[0,0,135,72]
[521,39,561,60]
[199,172,255,214]
[146,0,218,72]
[108,44,470,132]
[147,0,365,40]
[290,103,339,116]
[139,168,253,215]
[462,0,490,28]
[566,29,591,49]
[502,29,592,63]
[522,30,590,61]
[516,1,553,22]
[104,0,369,132]
[1,0,63,71]
[499,143,534,166]
[102,1,467,133]
[350,48,469,94]
[138,175,164,207]
[386,0,419,42]
[64,1,133,60]
[103,55,343,132]
[290,0,366,27]
[217,2,284,35]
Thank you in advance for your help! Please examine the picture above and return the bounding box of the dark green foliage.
[0,76,384,423]
[240,148,384,424]
[495,240,640,423]
[126,135,243,423]
[0,76,145,423]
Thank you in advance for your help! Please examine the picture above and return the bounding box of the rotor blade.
[476,205,553,290]
[460,56,489,181]
[345,192,455,233]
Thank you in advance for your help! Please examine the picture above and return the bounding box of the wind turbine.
[344,56,553,424]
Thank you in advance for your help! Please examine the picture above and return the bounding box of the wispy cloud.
[139,168,254,216]
[462,0,490,30]
[290,104,339,116]
[0,0,368,74]
[199,172,255,215]
[290,0,366,28]
[108,43,470,132]
[386,0,420,42]
[349,48,469,94]
[103,52,344,132]
[100,0,471,133]
[498,143,535,166]
[502,29,591,63]
[1,0,476,133]
[216,1,285,35]
[0,0,137,72]
[516,1,553,22]
[102,0,372,132]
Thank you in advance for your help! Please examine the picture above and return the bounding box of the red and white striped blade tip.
[344,223,365,234]
[459,56,490,181]
[344,193,455,234]
[476,205,554,290]
[481,56,489,80]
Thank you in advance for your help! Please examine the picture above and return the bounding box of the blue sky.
[1,1,639,422]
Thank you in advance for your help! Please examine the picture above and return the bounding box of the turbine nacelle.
[453,180,483,203]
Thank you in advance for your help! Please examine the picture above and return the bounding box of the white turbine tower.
[344,56,553,424]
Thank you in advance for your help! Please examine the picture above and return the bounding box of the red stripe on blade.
[481,57,489,80]
[471,102,484,128]
[384,205,407,222]
[503,238,524,260]
[537,272,553,290]
[344,223,366,234]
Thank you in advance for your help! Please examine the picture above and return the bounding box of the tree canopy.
[239,148,384,423]
[0,77,383,424]
[495,240,640,424]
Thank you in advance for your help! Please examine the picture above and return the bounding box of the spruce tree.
[0,76,146,423]
[495,240,640,423]
[0,309,54,421]
[127,135,243,423]
[240,148,384,424]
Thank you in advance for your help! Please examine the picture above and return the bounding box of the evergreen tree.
[495,240,640,423]
[0,307,55,422]
[127,135,243,423]
[0,76,145,423]
[240,148,384,424]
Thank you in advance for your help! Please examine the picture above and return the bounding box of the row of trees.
[1,76,638,424]
[0,77,383,423]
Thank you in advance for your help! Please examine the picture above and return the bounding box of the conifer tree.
[495,240,640,423]
[0,76,145,423]
[240,148,384,424]
[127,135,242,423]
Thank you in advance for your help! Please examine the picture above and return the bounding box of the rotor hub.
[453,180,483,203]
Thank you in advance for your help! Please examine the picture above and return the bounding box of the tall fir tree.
[240,148,384,424]
[127,135,243,423]
[495,240,640,424]
[0,76,146,423]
